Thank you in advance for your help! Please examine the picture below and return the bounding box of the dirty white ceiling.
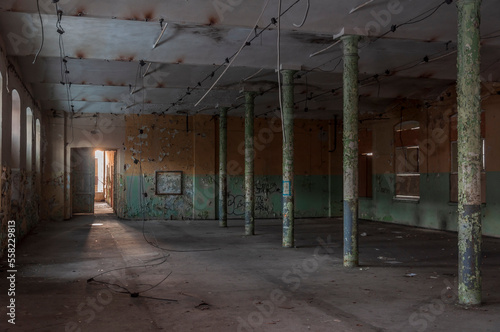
[0,0,499,119]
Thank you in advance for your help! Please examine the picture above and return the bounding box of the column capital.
[240,82,276,93]
[216,104,231,110]
[280,69,298,76]
[342,35,360,57]
[244,91,257,101]
[340,34,361,42]
[281,70,296,86]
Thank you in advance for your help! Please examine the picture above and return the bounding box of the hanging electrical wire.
[318,57,343,73]
[293,0,310,28]
[371,0,452,43]
[152,18,169,49]
[33,0,45,64]
[299,0,453,80]
[309,40,341,58]
[242,68,265,82]
[294,45,459,107]
[309,28,345,58]
[349,0,375,14]
[53,2,77,145]
[194,0,272,107]
[200,0,456,115]
[165,0,304,114]
[277,0,285,142]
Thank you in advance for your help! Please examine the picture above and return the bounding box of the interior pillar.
[219,107,228,227]
[245,92,256,236]
[342,35,360,268]
[457,0,482,306]
[282,69,296,248]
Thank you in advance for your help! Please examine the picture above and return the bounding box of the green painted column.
[245,92,256,236]
[219,107,228,227]
[342,35,360,268]
[282,70,296,248]
[457,0,482,306]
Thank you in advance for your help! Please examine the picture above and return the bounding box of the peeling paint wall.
[42,114,126,221]
[120,114,212,219]
[42,116,66,221]
[118,113,335,221]
[105,150,116,207]
[122,114,190,218]
[34,86,500,239]
[359,86,500,237]
[224,116,334,219]
[0,36,43,257]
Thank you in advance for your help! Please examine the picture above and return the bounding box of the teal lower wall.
[482,172,500,237]
[116,172,500,237]
[117,174,195,220]
[226,175,336,218]
[360,172,500,237]
[117,174,342,220]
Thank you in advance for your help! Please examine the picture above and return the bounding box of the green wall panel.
[116,171,500,238]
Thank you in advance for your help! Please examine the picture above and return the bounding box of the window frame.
[394,121,421,200]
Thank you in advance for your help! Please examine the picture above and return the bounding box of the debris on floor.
[195,302,211,310]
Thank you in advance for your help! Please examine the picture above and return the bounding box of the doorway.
[94,149,116,212]
[71,148,116,215]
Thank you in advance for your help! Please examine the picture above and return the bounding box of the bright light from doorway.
[95,150,104,193]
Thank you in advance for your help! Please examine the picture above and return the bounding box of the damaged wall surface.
[119,114,340,220]
[39,86,500,239]
[358,87,500,237]
[0,40,44,257]
[43,113,125,220]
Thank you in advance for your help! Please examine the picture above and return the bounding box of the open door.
[105,150,116,209]
[71,148,95,214]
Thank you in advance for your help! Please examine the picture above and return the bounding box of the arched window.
[11,90,21,169]
[26,107,33,172]
[394,121,420,199]
[36,119,41,174]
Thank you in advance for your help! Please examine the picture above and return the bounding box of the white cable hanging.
[349,0,374,14]
[152,20,169,49]
[293,0,310,28]
[194,0,272,107]
[309,28,345,58]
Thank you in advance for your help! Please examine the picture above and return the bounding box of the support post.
[219,107,228,227]
[457,0,482,306]
[282,70,296,248]
[245,92,256,236]
[342,35,360,268]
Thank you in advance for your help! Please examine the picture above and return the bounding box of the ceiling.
[0,0,499,119]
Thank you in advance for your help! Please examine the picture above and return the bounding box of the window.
[450,113,486,203]
[359,128,373,198]
[394,121,420,199]
[26,107,33,172]
[11,90,21,169]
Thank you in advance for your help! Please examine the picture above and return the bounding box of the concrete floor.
[1,205,500,332]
